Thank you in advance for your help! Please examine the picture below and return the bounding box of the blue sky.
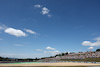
[0,0,100,58]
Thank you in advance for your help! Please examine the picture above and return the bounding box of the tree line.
[0,57,39,62]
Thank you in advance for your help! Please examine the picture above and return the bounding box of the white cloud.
[44,50,60,55]
[14,44,24,46]
[68,52,70,54]
[45,46,60,55]
[5,28,27,37]
[42,7,50,15]
[88,46,94,50]
[92,41,100,46]
[0,24,7,30]
[0,23,38,37]
[82,40,100,47]
[34,4,52,17]
[82,37,100,50]
[34,4,42,8]
[24,29,37,34]
[93,37,100,41]
[36,46,60,56]
[36,49,42,51]
[46,46,56,50]
[82,41,93,46]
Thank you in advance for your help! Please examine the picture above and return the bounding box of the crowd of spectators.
[40,51,100,61]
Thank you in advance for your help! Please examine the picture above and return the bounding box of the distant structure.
[40,51,100,61]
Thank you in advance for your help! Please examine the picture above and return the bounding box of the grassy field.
[61,57,100,62]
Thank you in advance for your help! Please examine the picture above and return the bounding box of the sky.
[0,0,100,58]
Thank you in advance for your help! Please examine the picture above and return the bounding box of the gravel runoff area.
[0,62,100,66]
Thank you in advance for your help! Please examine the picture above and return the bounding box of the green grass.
[1,62,41,64]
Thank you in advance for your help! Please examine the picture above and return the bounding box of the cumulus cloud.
[82,40,100,47]
[82,37,100,50]
[45,46,60,55]
[42,7,50,15]
[44,50,60,55]
[37,46,60,56]
[5,28,27,37]
[92,41,100,46]
[82,41,92,46]
[34,4,52,17]
[46,46,56,50]
[0,23,37,37]
[34,4,42,8]
[88,47,94,50]
[24,29,37,34]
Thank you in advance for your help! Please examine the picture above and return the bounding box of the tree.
[55,54,59,57]
[65,52,68,55]
[96,49,100,52]
[55,54,61,56]
[34,57,39,60]
[61,53,65,56]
